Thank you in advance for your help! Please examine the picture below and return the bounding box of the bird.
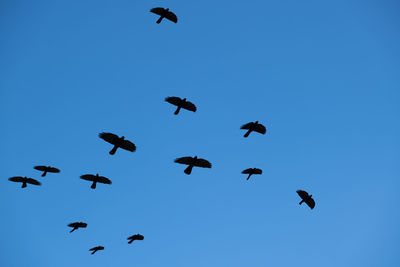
[241,168,262,180]
[150,7,178,24]
[165,96,196,115]
[174,156,212,175]
[8,176,41,188]
[127,234,144,244]
[80,174,111,189]
[33,165,60,177]
[240,121,266,137]
[296,190,315,209]
[68,222,87,233]
[89,246,104,255]
[99,132,136,155]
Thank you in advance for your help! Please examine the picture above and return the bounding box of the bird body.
[8,176,41,188]
[127,234,144,244]
[242,168,262,180]
[165,96,196,115]
[240,121,266,137]
[68,222,87,233]
[150,7,178,24]
[89,246,104,255]
[34,165,60,177]
[80,173,111,189]
[174,156,212,175]
[296,190,315,209]
[99,132,136,155]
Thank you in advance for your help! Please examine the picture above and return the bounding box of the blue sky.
[1,0,399,266]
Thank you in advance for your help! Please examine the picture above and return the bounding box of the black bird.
[127,234,144,244]
[240,121,266,137]
[99,132,136,155]
[8,176,41,188]
[34,165,60,177]
[80,174,111,189]
[174,156,212,175]
[89,246,104,255]
[241,168,262,180]
[165,96,196,115]
[296,190,315,210]
[68,222,87,233]
[150,7,178,24]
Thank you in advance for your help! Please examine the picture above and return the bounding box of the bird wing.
[165,96,182,106]
[26,178,41,185]
[80,174,96,181]
[128,234,144,240]
[194,158,212,168]
[174,157,193,165]
[68,222,79,227]
[240,122,255,130]
[97,176,112,184]
[296,190,309,199]
[165,11,178,23]
[182,101,196,112]
[150,7,165,16]
[34,166,47,171]
[120,139,136,152]
[47,167,60,173]
[305,198,315,209]
[8,176,24,183]
[254,123,267,134]
[241,168,253,174]
[78,222,87,227]
[253,168,262,174]
[99,132,119,145]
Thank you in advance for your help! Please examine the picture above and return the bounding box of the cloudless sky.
[1,1,399,266]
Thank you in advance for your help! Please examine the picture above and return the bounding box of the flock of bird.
[8,7,316,256]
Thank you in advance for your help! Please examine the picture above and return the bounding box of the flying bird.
[34,165,60,177]
[80,173,111,189]
[241,168,262,180]
[240,121,266,137]
[68,222,87,233]
[89,246,104,255]
[99,132,136,155]
[174,156,212,175]
[165,97,196,115]
[8,176,41,188]
[296,190,315,209]
[127,234,144,244]
[150,7,178,24]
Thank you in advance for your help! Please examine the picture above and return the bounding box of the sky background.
[1,0,399,266]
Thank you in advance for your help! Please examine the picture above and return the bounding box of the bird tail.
[246,174,252,180]
[244,130,251,138]
[156,17,163,24]
[184,165,193,175]
[22,182,27,188]
[128,239,133,244]
[174,106,181,115]
[42,171,47,177]
[91,182,97,189]
[70,227,77,233]
[109,145,118,155]
[299,200,304,205]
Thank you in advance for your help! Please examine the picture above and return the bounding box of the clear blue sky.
[1,1,399,266]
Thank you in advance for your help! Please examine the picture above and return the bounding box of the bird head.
[96,173,99,176]
[183,98,187,101]
[255,120,259,124]
[309,195,313,198]
[121,136,125,140]
[166,8,169,11]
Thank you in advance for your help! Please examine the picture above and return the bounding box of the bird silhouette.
[240,121,266,137]
[99,132,136,155]
[150,7,178,24]
[8,176,41,188]
[127,234,144,244]
[68,222,87,233]
[174,156,212,175]
[33,165,60,177]
[165,96,196,115]
[296,190,315,209]
[89,246,104,255]
[241,168,262,180]
[80,174,111,189]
